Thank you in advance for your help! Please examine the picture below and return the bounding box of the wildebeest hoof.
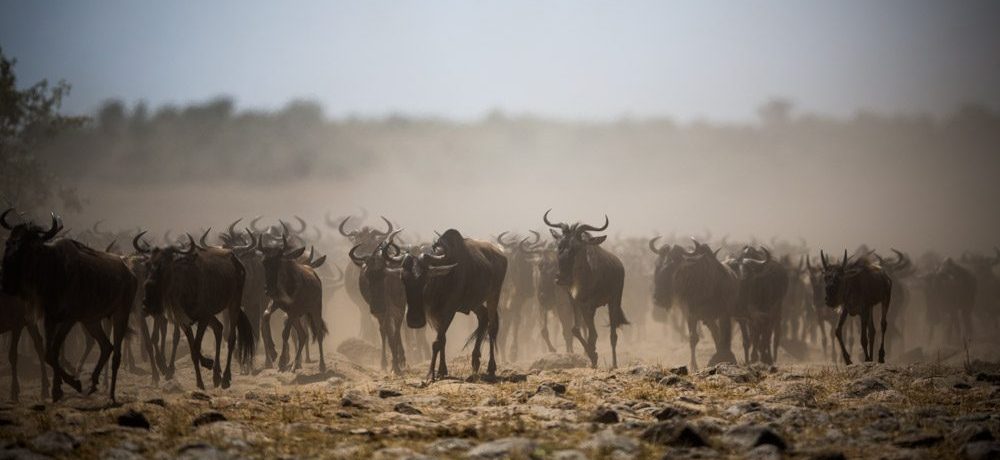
[212,374,222,388]
[52,387,64,402]
[164,366,176,380]
[68,379,83,393]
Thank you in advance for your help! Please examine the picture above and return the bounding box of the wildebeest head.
[337,215,394,251]
[259,231,306,302]
[649,236,686,308]
[349,229,404,315]
[819,250,853,308]
[397,232,458,328]
[1,209,62,296]
[737,246,773,279]
[543,209,608,286]
[140,233,200,315]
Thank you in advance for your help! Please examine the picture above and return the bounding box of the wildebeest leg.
[487,297,501,378]
[687,316,700,371]
[581,306,599,367]
[166,324,182,379]
[437,316,454,378]
[388,314,404,375]
[378,312,389,371]
[858,308,871,362]
[262,304,277,368]
[205,316,224,387]
[82,321,112,395]
[539,306,556,354]
[137,315,159,384]
[77,327,95,376]
[570,304,590,359]
[108,303,132,403]
[314,313,328,374]
[25,321,49,398]
[470,309,488,374]
[278,317,293,372]
[8,326,22,401]
[771,308,782,364]
[178,325,204,390]
[609,299,623,369]
[878,301,889,363]
[292,319,307,371]
[300,318,312,363]
[46,320,83,401]
[834,309,851,365]
[737,319,750,364]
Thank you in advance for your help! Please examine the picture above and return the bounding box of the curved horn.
[805,254,812,271]
[338,216,357,237]
[382,229,406,263]
[227,218,243,237]
[842,249,849,266]
[496,231,514,247]
[649,236,664,254]
[292,216,307,234]
[132,231,152,254]
[233,229,258,254]
[543,209,566,230]
[181,234,197,254]
[373,216,393,236]
[199,227,211,248]
[306,246,315,263]
[760,246,771,262]
[0,208,14,230]
[331,263,344,283]
[578,214,609,233]
[105,239,118,253]
[250,215,266,233]
[820,250,829,270]
[348,244,367,266]
[528,230,541,246]
[41,213,62,240]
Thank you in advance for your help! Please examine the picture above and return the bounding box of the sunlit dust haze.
[1,0,999,254]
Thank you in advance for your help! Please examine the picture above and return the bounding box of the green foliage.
[0,47,87,213]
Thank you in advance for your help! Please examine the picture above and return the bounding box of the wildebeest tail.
[235,310,255,368]
[306,312,328,343]
[463,321,489,351]
[609,302,629,330]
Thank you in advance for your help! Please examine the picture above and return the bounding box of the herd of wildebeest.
[0,207,997,405]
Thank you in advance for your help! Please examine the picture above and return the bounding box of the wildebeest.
[219,219,269,368]
[962,250,1000,338]
[0,288,48,401]
[394,228,506,380]
[531,240,576,353]
[2,210,137,402]
[820,250,892,364]
[335,214,394,343]
[543,210,628,368]
[734,246,788,364]
[651,237,738,370]
[805,255,841,362]
[924,257,977,345]
[141,233,255,389]
[495,231,540,360]
[876,249,913,355]
[260,231,328,373]
[349,229,407,374]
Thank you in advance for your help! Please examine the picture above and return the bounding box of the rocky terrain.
[1,344,1000,459]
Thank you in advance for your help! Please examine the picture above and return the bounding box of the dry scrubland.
[1,340,1000,460]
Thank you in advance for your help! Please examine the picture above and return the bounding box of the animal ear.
[549,229,561,239]
[285,246,306,259]
[585,235,607,245]
[427,263,457,277]
[310,255,326,268]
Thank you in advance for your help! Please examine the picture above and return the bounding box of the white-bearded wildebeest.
[495,231,540,361]
[2,210,137,402]
[219,219,269,369]
[0,289,48,401]
[805,255,842,362]
[335,214,393,344]
[395,228,507,380]
[260,231,328,373]
[735,246,788,365]
[530,240,576,353]
[141,234,255,389]
[349,229,408,374]
[651,237,738,370]
[820,250,893,364]
[543,210,628,368]
[876,249,913,356]
[924,258,977,345]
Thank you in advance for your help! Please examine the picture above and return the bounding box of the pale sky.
[1,0,999,121]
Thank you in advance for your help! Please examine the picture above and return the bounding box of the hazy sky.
[2,0,999,120]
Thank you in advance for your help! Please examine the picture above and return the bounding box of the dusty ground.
[1,341,1000,460]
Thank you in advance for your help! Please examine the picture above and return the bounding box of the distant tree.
[757,98,793,125]
[0,48,87,213]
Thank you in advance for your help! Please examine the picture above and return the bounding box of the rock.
[29,431,80,455]
[723,424,788,451]
[538,382,567,395]
[671,366,689,376]
[117,410,150,430]
[746,444,783,460]
[176,443,230,460]
[192,411,227,427]
[841,377,889,398]
[372,447,431,460]
[341,390,372,409]
[953,426,995,444]
[894,432,943,448]
[975,373,1000,385]
[161,379,183,393]
[961,441,1000,460]
[700,363,758,383]
[144,398,166,407]
[426,438,475,455]
[581,429,639,455]
[641,422,708,448]
[465,437,537,459]
[529,353,590,371]
[378,388,403,398]
[189,391,211,401]
[336,338,380,366]
[592,407,620,424]
[100,448,143,460]
[653,403,699,421]
[552,450,588,460]
[394,402,422,415]
[801,450,847,460]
